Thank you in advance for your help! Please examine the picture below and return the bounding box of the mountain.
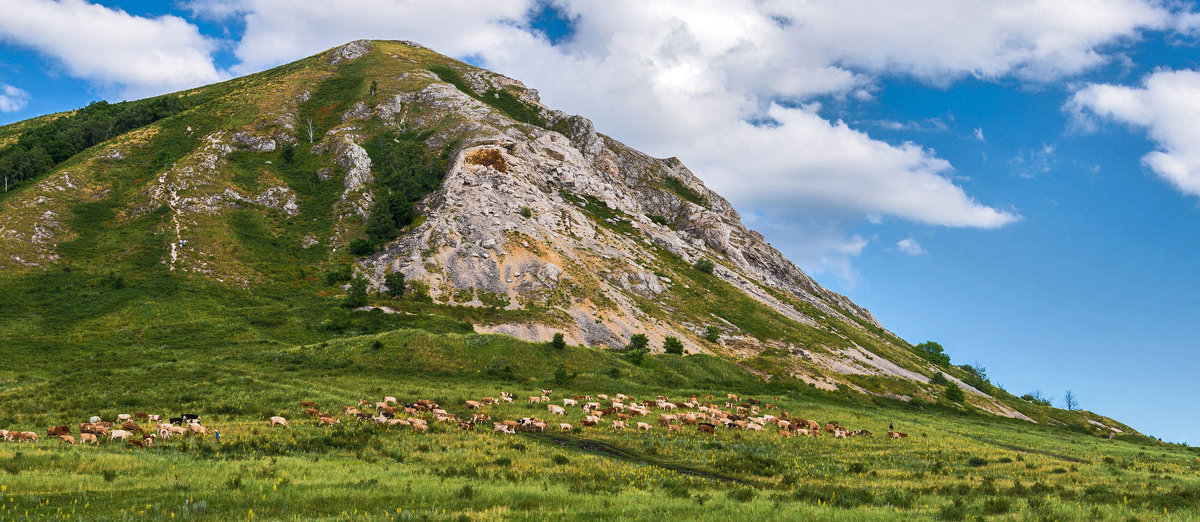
[0,40,1132,435]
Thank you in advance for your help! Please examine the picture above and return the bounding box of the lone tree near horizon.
[1064,390,1078,411]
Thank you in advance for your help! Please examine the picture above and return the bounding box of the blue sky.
[1,1,1198,444]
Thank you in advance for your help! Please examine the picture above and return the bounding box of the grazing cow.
[355,413,374,423]
[116,414,131,422]
[887,431,908,439]
[269,416,289,427]
[344,407,360,415]
[528,396,543,404]
[465,400,483,409]
[358,399,371,407]
[698,423,716,434]
[667,425,683,432]
[59,435,76,445]
[470,413,491,425]
[121,421,143,434]
[169,417,184,425]
[134,412,149,421]
[319,416,339,426]
[746,423,764,431]
[384,396,397,404]
[833,430,848,438]
[181,414,200,422]
[541,389,552,397]
[88,416,101,424]
[795,429,811,437]
[558,423,573,432]
[611,420,627,430]
[80,433,98,445]
[562,399,577,407]
[547,405,567,416]
[304,408,320,417]
[148,415,161,422]
[47,425,70,436]
[778,430,794,438]
[804,420,821,431]
[493,423,515,434]
[110,430,130,442]
[380,406,397,414]
[853,430,873,437]
[457,422,474,431]
[300,401,316,408]
[188,424,207,436]
[1,429,8,441]
[637,422,652,431]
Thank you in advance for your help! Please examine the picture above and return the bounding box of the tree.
[553,365,576,385]
[663,336,684,355]
[703,325,721,343]
[1064,390,1078,411]
[349,238,374,256]
[693,258,715,274]
[624,348,648,366]
[626,334,649,352]
[384,271,406,298]
[305,117,316,143]
[914,341,951,366]
[369,80,378,96]
[343,276,369,308]
[929,372,950,386]
[944,382,965,403]
[550,332,566,350]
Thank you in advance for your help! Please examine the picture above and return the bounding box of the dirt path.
[960,433,1089,464]
[521,431,762,486]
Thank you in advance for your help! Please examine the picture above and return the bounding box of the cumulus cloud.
[0,0,223,97]
[897,237,926,256]
[170,0,1191,279]
[1066,69,1200,198]
[0,84,30,112]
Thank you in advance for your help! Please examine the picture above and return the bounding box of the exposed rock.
[232,132,276,153]
[327,40,371,65]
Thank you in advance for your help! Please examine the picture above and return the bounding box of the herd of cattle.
[1,413,208,447]
[0,390,909,448]
[278,390,909,440]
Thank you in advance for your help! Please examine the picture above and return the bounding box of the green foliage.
[647,214,670,227]
[914,340,952,366]
[369,80,378,96]
[552,365,576,385]
[626,334,649,352]
[550,332,566,350]
[325,264,352,285]
[662,176,707,207]
[520,206,533,218]
[428,64,547,127]
[930,372,950,386]
[624,348,648,366]
[348,238,374,256]
[363,132,448,246]
[0,97,189,190]
[384,271,406,298]
[343,276,368,309]
[944,382,966,403]
[693,258,715,274]
[663,336,684,355]
[703,326,721,343]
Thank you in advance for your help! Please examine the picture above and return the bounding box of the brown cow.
[304,408,321,417]
[134,412,149,421]
[80,433,98,445]
[47,425,71,436]
[59,435,76,445]
[121,421,143,433]
[697,423,716,434]
[300,401,316,408]
[319,416,339,426]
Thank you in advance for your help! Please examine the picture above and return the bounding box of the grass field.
[1,316,1197,521]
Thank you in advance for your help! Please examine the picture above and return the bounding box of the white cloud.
[974,127,986,141]
[1066,69,1200,197]
[1011,143,1056,178]
[0,84,30,112]
[0,0,223,97]
[897,237,926,255]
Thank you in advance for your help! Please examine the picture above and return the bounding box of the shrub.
[914,340,951,366]
[370,340,383,351]
[981,497,1011,515]
[550,332,566,350]
[552,365,576,385]
[626,334,649,351]
[343,276,369,308]
[967,456,988,467]
[703,325,720,343]
[519,206,533,218]
[384,271,406,297]
[456,485,474,499]
[349,238,374,256]
[663,336,684,355]
[325,264,352,285]
[624,349,648,366]
[727,488,756,503]
[102,469,117,483]
[944,382,966,403]
[938,498,968,521]
[929,372,950,386]
[847,462,868,474]
[551,455,570,466]
[693,258,715,274]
